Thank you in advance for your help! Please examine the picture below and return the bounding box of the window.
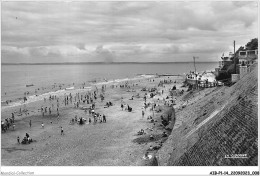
[239,51,246,56]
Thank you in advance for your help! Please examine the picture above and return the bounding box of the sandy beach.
[1,75,184,166]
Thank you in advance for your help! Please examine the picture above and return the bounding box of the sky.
[1,1,258,63]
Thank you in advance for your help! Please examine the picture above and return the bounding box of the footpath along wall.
[158,63,258,166]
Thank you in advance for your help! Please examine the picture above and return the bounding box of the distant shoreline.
[2,62,218,65]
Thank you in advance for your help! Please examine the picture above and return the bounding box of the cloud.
[1,1,258,63]
[2,46,30,56]
[93,45,115,63]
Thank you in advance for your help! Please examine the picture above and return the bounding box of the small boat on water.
[26,84,34,87]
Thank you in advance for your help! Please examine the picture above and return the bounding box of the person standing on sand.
[41,106,44,117]
[142,110,145,118]
[26,133,30,141]
[11,113,15,122]
[144,103,147,111]
[61,127,64,135]
[17,136,20,144]
[29,120,32,128]
[94,115,97,124]
[41,122,44,129]
[103,114,106,123]
[121,104,124,110]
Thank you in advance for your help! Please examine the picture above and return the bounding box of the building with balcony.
[232,49,258,82]
[238,49,258,67]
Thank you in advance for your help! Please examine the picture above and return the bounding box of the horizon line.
[2,61,218,65]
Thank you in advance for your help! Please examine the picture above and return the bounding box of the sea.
[1,62,218,108]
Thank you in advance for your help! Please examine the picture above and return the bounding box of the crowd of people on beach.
[1,112,16,132]
[18,133,33,144]
[3,75,180,166]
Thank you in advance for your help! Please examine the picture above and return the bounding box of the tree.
[234,46,245,57]
[227,64,236,75]
[245,38,258,50]
[216,71,229,81]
